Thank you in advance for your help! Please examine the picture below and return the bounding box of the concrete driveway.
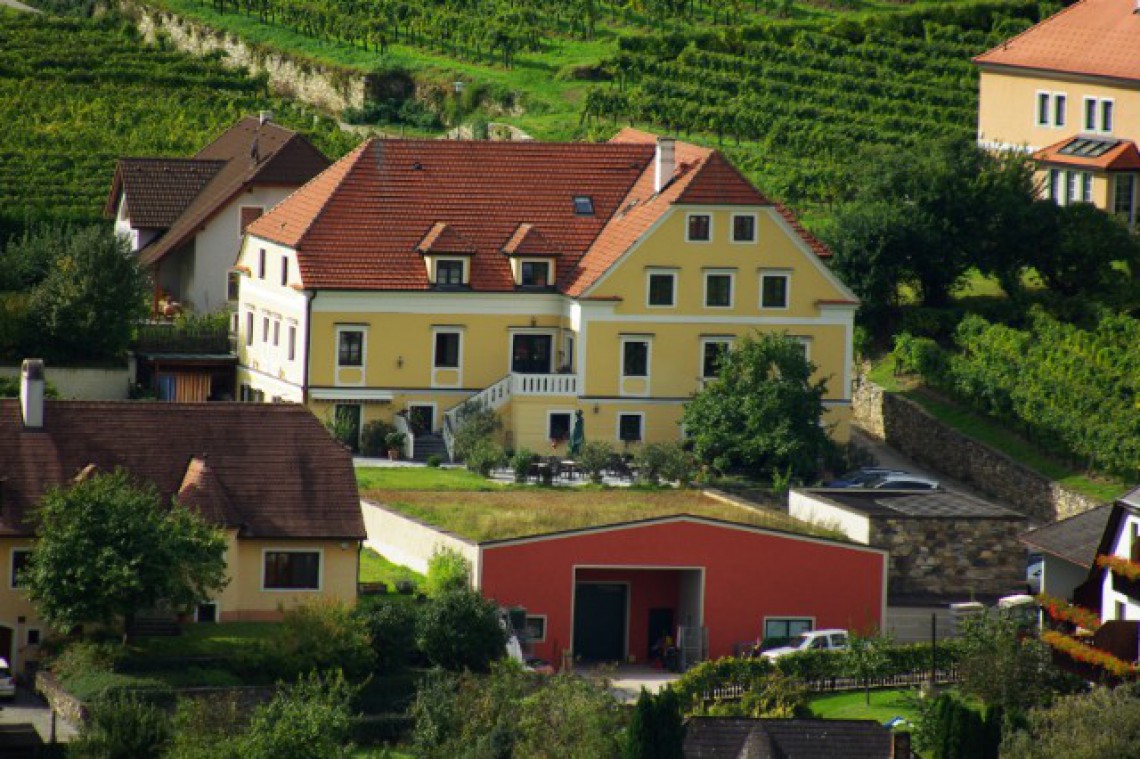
[0,687,77,745]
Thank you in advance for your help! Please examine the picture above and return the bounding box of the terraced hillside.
[0,10,355,241]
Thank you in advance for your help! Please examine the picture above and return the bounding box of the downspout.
[303,289,315,405]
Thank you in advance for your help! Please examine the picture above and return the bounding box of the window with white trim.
[617,413,643,442]
[257,249,266,279]
[701,339,731,380]
[263,550,320,590]
[1084,97,1115,133]
[1050,169,1093,206]
[337,329,364,367]
[261,316,269,343]
[1114,174,1136,226]
[280,256,289,287]
[548,412,572,442]
[732,213,757,242]
[273,319,280,347]
[1054,93,1067,127]
[704,272,734,308]
[686,213,711,242]
[245,311,254,347]
[647,271,676,307]
[1036,91,1050,126]
[760,273,790,309]
[1035,91,1067,128]
[10,549,30,589]
[434,330,461,369]
[622,340,649,378]
[435,259,465,287]
[520,260,551,287]
[524,615,547,642]
[288,325,297,361]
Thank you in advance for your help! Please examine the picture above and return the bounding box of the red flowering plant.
[1041,630,1138,679]
[1096,554,1140,581]
[1036,594,1102,631]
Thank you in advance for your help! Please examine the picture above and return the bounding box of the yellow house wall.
[1033,167,1113,208]
[0,538,45,674]
[216,534,360,622]
[978,69,1140,151]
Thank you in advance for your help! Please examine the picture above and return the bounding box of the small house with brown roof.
[0,361,365,675]
[974,0,1140,226]
[106,114,330,313]
[234,131,858,456]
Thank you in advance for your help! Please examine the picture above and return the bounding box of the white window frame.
[524,614,547,642]
[1081,172,1093,203]
[433,256,467,286]
[616,412,645,443]
[261,548,323,592]
[645,269,678,308]
[699,337,733,380]
[245,311,254,347]
[335,326,367,370]
[685,212,713,243]
[1035,90,1051,127]
[547,410,574,443]
[257,248,267,280]
[194,601,220,623]
[791,335,812,362]
[619,337,652,382]
[759,270,792,310]
[1084,96,1098,131]
[10,548,30,590]
[288,324,297,362]
[1101,98,1115,133]
[703,269,735,309]
[432,327,463,371]
[730,212,758,243]
[518,258,554,288]
[280,255,289,287]
[1053,92,1067,127]
[273,318,281,348]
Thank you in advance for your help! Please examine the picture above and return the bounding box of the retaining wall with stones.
[852,377,1104,525]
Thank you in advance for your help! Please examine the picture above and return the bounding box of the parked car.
[0,658,14,699]
[859,473,940,490]
[761,629,850,660]
[825,467,908,488]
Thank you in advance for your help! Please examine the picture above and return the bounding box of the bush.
[71,691,172,759]
[465,439,506,477]
[395,579,417,595]
[50,639,125,684]
[634,442,694,486]
[577,440,615,483]
[357,600,417,673]
[416,587,506,672]
[891,331,948,381]
[238,671,357,759]
[511,448,536,483]
[165,696,243,759]
[359,420,395,457]
[452,402,500,461]
[425,547,471,596]
[426,454,443,468]
[273,598,376,680]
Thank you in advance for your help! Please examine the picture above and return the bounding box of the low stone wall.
[0,363,130,399]
[36,670,87,726]
[360,499,480,577]
[122,0,368,114]
[852,377,1104,524]
[871,515,1025,598]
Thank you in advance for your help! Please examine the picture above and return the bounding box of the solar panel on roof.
[1058,138,1120,158]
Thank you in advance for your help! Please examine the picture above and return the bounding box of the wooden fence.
[703,666,960,704]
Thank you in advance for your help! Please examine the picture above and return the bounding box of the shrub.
[357,599,417,673]
[511,448,536,483]
[891,331,948,380]
[635,442,694,486]
[452,402,500,461]
[396,579,417,595]
[71,691,172,759]
[50,639,125,684]
[416,587,506,672]
[274,598,376,680]
[577,440,615,483]
[671,657,773,715]
[238,671,357,759]
[359,420,395,457]
[165,696,243,759]
[426,454,443,468]
[465,439,506,477]
[426,547,471,596]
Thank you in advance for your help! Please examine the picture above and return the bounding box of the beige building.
[0,361,365,675]
[974,0,1140,227]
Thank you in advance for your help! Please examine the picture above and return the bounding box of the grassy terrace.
[357,468,839,543]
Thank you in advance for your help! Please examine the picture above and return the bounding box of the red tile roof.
[104,117,330,267]
[248,131,828,294]
[1033,136,1140,170]
[974,0,1140,81]
[417,222,477,255]
[0,400,364,540]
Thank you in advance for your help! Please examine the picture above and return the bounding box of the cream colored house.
[234,131,858,456]
[0,361,364,675]
[975,0,1140,226]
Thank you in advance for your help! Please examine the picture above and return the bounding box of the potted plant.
[385,431,407,460]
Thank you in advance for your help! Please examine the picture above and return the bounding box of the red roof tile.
[1033,136,1140,170]
[0,400,364,540]
[502,223,557,256]
[974,0,1140,81]
[417,222,477,255]
[105,159,225,228]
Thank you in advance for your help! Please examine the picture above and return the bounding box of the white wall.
[788,490,871,544]
[1102,512,1140,621]
[1042,555,1089,602]
[360,499,480,577]
[0,363,131,400]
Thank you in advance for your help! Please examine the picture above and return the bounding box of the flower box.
[1041,629,1138,681]
[1098,555,1140,599]
[1036,594,1101,631]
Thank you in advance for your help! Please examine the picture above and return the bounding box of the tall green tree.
[1033,201,1140,297]
[681,332,834,479]
[415,585,507,672]
[24,469,228,635]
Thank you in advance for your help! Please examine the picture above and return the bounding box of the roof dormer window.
[432,258,468,288]
[521,260,551,288]
[573,196,594,216]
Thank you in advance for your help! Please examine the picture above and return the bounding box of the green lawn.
[356,466,503,491]
[809,688,921,724]
[360,547,426,589]
[129,621,277,658]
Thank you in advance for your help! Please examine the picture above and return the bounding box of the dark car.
[825,467,907,488]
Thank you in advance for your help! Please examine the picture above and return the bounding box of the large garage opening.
[572,567,704,664]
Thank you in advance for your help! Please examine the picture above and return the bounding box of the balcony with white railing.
[510,373,579,396]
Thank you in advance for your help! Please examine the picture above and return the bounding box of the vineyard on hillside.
[0,11,355,242]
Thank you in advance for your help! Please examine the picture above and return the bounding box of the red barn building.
[476,515,887,666]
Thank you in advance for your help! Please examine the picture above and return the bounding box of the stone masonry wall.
[852,376,1104,525]
[122,1,368,114]
[870,516,1025,598]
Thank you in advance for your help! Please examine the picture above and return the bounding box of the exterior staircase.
[412,433,448,463]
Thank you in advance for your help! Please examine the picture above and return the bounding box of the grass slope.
[809,687,921,724]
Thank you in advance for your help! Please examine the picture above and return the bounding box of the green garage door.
[573,583,627,661]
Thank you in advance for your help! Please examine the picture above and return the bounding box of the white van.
[761,629,850,660]
[0,658,14,699]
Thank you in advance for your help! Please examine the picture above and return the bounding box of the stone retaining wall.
[36,671,87,726]
[852,377,1104,525]
[122,0,369,114]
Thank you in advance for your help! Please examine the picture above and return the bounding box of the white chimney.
[20,358,44,430]
[259,110,273,126]
[654,136,676,193]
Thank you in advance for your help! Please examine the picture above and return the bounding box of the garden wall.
[852,377,1103,525]
[360,499,480,577]
[0,362,131,399]
[121,0,369,114]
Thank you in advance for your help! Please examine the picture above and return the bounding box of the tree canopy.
[681,332,834,479]
[24,469,228,633]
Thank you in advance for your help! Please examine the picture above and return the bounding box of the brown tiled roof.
[417,222,476,255]
[1033,136,1140,170]
[683,717,893,759]
[974,0,1140,81]
[0,400,364,540]
[502,223,557,256]
[1022,504,1112,568]
[105,117,330,267]
[105,159,225,228]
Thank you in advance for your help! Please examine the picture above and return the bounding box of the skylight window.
[573,196,594,215]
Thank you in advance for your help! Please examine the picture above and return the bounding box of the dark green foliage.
[360,420,396,457]
[1032,202,1140,297]
[682,332,835,480]
[624,688,685,759]
[273,598,376,680]
[916,693,1000,759]
[425,547,472,596]
[70,692,172,759]
[238,671,357,759]
[24,469,228,633]
[955,612,1060,717]
[165,696,244,759]
[416,587,506,672]
[576,440,615,483]
[624,689,655,759]
[633,442,696,486]
[358,599,417,673]
[1001,684,1140,759]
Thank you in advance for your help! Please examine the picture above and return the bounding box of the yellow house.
[0,361,364,675]
[975,0,1140,226]
[235,130,858,456]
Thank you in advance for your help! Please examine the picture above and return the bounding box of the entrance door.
[647,607,675,659]
[512,335,553,374]
[573,583,627,661]
[0,626,11,669]
[408,405,434,435]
